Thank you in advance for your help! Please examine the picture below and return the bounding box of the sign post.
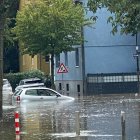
[57,63,68,94]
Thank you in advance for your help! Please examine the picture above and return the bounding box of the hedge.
[4,70,47,91]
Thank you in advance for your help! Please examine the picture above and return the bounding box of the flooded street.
[1,94,140,140]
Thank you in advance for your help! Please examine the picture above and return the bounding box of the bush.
[4,70,47,91]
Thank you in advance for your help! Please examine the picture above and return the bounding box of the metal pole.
[62,73,64,94]
[139,112,140,130]
[136,48,139,94]
[121,111,126,140]
[75,111,80,136]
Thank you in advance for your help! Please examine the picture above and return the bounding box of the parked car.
[3,79,12,93]
[13,87,75,102]
[15,78,45,91]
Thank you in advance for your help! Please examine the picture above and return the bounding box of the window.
[77,84,80,92]
[45,55,50,63]
[23,55,25,65]
[31,57,34,65]
[124,75,137,82]
[25,89,38,96]
[46,89,57,96]
[59,83,62,90]
[66,84,69,91]
[38,89,47,96]
[75,48,79,66]
[14,89,23,96]
[56,54,60,67]
[64,52,68,66]
[37,89,57,96]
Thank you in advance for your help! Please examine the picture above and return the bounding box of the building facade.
[19,54,50,75]
[54,0,140,96]
[19,0,50,75]
[19,0,140,95]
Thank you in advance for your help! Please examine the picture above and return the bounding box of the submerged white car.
[13,87,75,102]
[3,79,12,93]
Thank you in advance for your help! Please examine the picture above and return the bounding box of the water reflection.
[1,94,140,140]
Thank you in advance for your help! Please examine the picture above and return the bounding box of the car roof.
[3,79,8,81]
[20,78,41,82]
[21,87,51,90]
[20,87,60,94]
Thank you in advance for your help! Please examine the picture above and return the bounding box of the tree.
[13,0,91,88]
[0,0,19,118]
[3,6,19,73]
[88,0,140,35]
[3,43,19,73]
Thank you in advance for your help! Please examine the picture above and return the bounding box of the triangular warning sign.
[57,63,68,73]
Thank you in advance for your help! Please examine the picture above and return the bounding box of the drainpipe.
[136,33,140,94]
[133,33,140,94]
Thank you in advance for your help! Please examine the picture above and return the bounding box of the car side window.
[46,89,57,96]
[25,89,38,96]
[37,89,57,96]
[37,89,51,96]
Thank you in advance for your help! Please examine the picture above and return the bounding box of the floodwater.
[1,93,140,140]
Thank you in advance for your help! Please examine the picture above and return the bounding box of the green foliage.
[4,70,46,90]
[3,44,19,73]
[0,0,19,45]
[0,0,19,18]
[1,0,19,73]
[0,0,19,118]
[88,0,140,35]
[4,18,19,73]
[13,0,91,56]
[12,0,92,87]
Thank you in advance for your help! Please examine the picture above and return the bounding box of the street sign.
[57,63,68,73]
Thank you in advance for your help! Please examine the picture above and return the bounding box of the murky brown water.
[1,94,140,140]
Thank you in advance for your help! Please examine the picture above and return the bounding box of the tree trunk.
[0,19,4,119]
[51,52,55,89]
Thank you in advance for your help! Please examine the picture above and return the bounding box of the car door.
[37,89,57,100]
